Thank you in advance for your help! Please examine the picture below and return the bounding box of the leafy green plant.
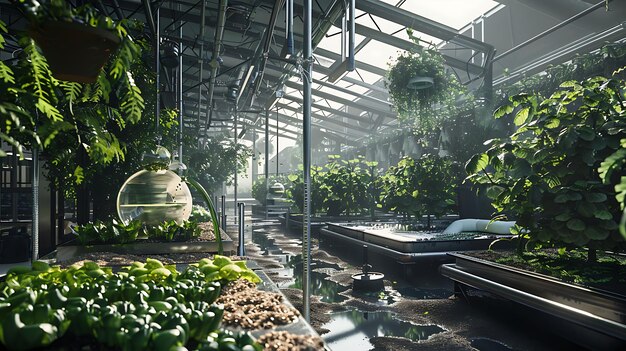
[74,219,143,244]
[286,165,327,215]
[186,137,251,196]
[190,205,212,222]
[0,258,261,350]
[467,76,626,254]
[319,155,373,216]
[385,29,465,131]
[380,154,461,226]
[1,3,144,164]
[74,219,201,244]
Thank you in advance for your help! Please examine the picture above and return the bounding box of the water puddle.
[471,338,513,351]
[252,229,348,303]
[322,310,445,350]
[355,285,451,305]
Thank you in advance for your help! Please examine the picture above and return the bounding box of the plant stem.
[186,178,223,255]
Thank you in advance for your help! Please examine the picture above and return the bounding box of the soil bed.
[463,249,626,294]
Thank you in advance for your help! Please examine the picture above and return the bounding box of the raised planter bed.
[320,223,514,264]
[0,255,327,350]
[440,253,626,350]
[56,229,234,261]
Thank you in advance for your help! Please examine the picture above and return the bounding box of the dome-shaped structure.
[117,169,192,225]
[269,182,285,197]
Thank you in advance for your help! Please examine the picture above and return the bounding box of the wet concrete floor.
[245,218,585,351]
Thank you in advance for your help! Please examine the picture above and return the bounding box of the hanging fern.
[22,39,63,121]
[58,81,83,115]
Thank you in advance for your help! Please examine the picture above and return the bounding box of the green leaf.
[566,218,586,231]
[598,149,626,184]
[74,166,84,184]
[586,226,610,240]
[514,107,530,126]
[494,104,514,119]
[555,212,571,222]
[593,210,613,220]
[465,153,489,174]
[584,192,607,203]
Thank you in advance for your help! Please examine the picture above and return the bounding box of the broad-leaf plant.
[379,154,461,226]
[467,76,626,256]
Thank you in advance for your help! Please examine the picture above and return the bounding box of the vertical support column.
[155,6,161,135]
[275,105,279,177]
[237,202,245,256]
[302,0,313,322]
[287,0,294,56]
[264,109,270,219]
[178,5,184,162]
[251,127,258,183]
[221,195,227,230]
[197,0,206,134]
[32,148,39,261]
[234,113,238,221]
[347,0,355,71]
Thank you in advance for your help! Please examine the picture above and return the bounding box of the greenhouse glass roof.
[0,0,624,147]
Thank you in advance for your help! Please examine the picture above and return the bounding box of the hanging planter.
[16,1,124,83]
[385,29,464,131]
[29,21,120,83]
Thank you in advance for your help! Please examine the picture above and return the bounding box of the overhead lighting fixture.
[238,64,255,100]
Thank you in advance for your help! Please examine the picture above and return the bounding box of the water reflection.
[322,310,445,351]
[252,229,348,303]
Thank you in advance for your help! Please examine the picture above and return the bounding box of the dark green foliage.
[185,137,251,196]
[1,3,145,162]
[379,154,462,220]
[319,155,376,216]
[490,249,626,287]
[74,219,201,244]
[467,76,626,251]
[286,165,327,215]
[385,29,466,131]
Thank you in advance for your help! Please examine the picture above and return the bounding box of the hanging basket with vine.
[385,29,463,130]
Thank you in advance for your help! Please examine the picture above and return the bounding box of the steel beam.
[355,0,493,55]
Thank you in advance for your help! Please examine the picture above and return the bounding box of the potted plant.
[16,0,124,83]
[385,29,463,131]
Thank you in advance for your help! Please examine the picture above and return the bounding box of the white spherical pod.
[117,169,192,225]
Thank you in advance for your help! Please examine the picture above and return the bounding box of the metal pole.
[264,109,270,219]
[234,112,238,221]
[221,195,227,229]
[276,105,279,177]
[197,0,206,134]
[347,0,355,71]
[237,202,245,256]
[302,0,313,322]
[155,6,161,135]
[178,5,184,161]
[32,148,39,261]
